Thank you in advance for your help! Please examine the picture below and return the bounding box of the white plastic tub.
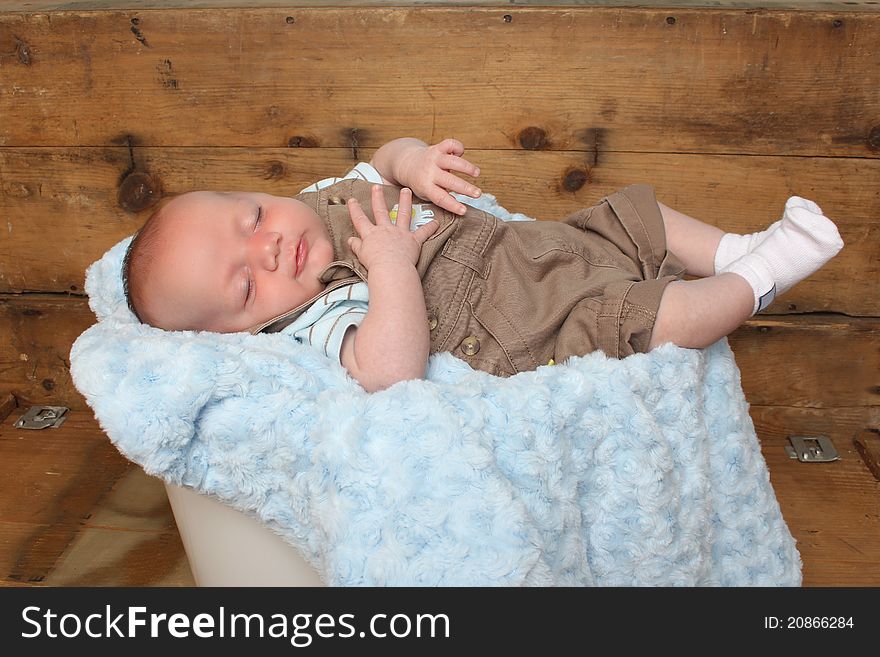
[164,483,324,587]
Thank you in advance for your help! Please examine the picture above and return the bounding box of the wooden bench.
[1,0,878,586]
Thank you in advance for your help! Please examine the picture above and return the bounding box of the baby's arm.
[370,137,482,215]
[339,185,438,392]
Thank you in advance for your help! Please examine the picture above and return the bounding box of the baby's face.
[142,191,333,332]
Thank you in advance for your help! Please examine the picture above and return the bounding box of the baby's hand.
[347,185,439,270]
[395,138,481,216]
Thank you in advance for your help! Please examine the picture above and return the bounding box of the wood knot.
[517,127,549,150]
[130,17,149,47]
[263,160,287,180]
[288,135,317,148]
[41,379,55,391]
[117,171,161,213]
[867,126,880,152]
[562,167,589,192]
[15,38,32,66]
[5,182,33,198]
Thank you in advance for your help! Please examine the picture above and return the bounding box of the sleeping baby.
[122,137,843,391]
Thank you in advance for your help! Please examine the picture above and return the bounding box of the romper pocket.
[464,286,540,375]
[514,220,624,270]
[452,309,518,378]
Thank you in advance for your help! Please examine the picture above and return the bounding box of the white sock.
[713,220,781,274]
[722,196,844,314]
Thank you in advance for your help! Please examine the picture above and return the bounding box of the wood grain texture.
[752,406,880,585]
[853,429,880,482]
[0,393,16,422]
[0,294,94,410]
[1,8,878,156]
[2,148,877,314]
[4,1,879,12]
[728,315,880,408]
[0,411,192,586]
[38,466,194,586]
[0,411,130,583]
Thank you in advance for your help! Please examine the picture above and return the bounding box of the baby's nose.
[253,231,281,271]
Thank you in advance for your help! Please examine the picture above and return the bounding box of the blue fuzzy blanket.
[70,194,800,586]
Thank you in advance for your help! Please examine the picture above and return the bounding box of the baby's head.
[124,191,333,333]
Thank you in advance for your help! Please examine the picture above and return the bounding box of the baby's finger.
[437,169,481,199]
[439,153,481,179]
[346,198,373,235]
[347,235,362,257]
[370,184,393,225]
[437,138,465,157]
[427,187,468,216]
[412,219,439,244]
[395,187,413,229]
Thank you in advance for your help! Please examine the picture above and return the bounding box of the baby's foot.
[721,196,843,313]
[712,197,832,274]
[785,195,823,216]
[713,220,781,274]
[761,196,844,295]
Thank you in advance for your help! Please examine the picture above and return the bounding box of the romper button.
[460,336,480,356]
[427,312,438,331]
[328,195,345,205]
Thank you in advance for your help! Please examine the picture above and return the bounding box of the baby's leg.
[659,201,781,278]
[650,197,843,348]
[649,275,754,349]
[658,202,725,278]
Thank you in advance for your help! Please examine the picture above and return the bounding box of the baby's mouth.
[294,237,307,278]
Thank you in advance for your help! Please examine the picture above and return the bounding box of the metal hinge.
[14,405,69,430]
[785,435,839,463]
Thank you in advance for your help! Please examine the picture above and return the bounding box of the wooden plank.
[728,316,880,409]
[37,525,193,586]
[1,8,878,156]
[0,520,193,586]
[752,405,880,585]
[2,294,878,410]
[0,410,131,583]
[750,404,880,446]
[39,466,193,586]
[2,148,877,314]
[853,429,880,482]
[0,411,192,586]
[0,410,128,523]
[0,294,95,410]
[4,1,879,13]
[0,392,15,422]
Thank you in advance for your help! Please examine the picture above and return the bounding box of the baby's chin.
[307,240,335,277]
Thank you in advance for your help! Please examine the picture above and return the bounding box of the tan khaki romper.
[253,179,686,377]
